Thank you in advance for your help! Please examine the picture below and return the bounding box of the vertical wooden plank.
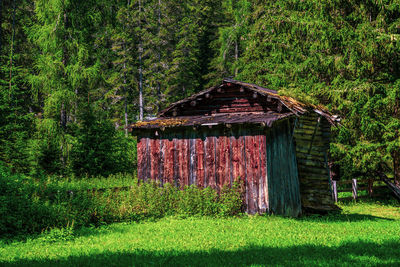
[223,135,230,187]
[159,137,164,186]
[203,134,208,188]
[205,135,216,189]
[177,138,184,188]
[163,134,174,185]
[195,134,205,188]
[231,135,240,182]
[217,135,230,189]
[145,137,151,182]
[287,119,301,217]
[283,121,294,216]
[266,129,273,214]
[189,133,196,186]
[238,134,246,187]
[149,137,154,181]
[182,135,190,188]
[266,121,301,217]
[229,133,233,186]
[258,134,267,213]
[245,134,256,214]
[275,125,284,215]
[251,134,260,213]
[215,134,220,190]
[150,138,160,183]
[137,136,146,181]
[263,132,269,213]
[239,130,247,212]
[173,133,179,187]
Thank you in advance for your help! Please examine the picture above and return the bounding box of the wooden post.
[352,179,357,200]
[332,180,338,203]
[368,178,373,197]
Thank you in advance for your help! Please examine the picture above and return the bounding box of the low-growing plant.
[219,179,245,216]
[1,163,244,237]
[39,222,75,243]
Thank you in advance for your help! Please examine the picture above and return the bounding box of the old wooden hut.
[130,79,340,216]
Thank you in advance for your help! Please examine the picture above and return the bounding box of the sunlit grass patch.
[1,203,399,266]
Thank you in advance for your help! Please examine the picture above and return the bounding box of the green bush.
[0,166,244,237]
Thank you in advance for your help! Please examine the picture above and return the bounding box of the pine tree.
[165,0,223,101]
[108,0,138,134]
[238,0,400,181]
[28,0,107,174]
[0,0,35,173]
[208,0,251,84]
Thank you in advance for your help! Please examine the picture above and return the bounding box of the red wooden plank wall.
[137,128,269,214]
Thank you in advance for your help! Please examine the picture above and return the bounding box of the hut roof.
[129,79,339,130]
[131,112,294,129]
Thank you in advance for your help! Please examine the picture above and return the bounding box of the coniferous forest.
[1,0,400,184]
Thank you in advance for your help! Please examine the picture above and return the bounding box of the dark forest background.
[1,0,400,183]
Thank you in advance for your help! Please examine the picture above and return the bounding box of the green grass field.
[1,202,400,267]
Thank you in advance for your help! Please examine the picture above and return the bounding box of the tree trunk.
[138,0,143,121]
[123,2,129,136]
[234,38,238,77]
[60,3,68,169]
[0,0,2,52]
[123,48,128,135]
[61,7,68,130]
[9,0,16,92]
[157,0,162,112]
[394,91,400,186]
[393,150,400,186]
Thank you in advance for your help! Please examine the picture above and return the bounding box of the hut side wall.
[294,113,336,211]
[136,125,269,214]
[266,120,302,217]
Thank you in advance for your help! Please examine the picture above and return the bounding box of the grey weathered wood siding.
[294,113,336,212]
[266,120,302,217]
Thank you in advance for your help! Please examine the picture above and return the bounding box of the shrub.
[0,168,244,237]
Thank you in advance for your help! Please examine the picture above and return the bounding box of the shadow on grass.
[2,240,400,267]
[298,212,395,222]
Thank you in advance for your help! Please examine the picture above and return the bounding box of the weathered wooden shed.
[130,79,340,216]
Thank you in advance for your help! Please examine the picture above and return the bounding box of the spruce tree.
[208,0,251,84]
[238,0,400,182]
[0,0,35,173]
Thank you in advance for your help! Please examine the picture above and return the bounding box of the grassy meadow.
[1,201,399,267]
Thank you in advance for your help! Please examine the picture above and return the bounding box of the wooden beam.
[277,102,282,112]
[332,180,338,203]
[352,179,357,200]
[307,116,321,154]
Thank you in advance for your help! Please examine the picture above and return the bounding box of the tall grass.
[0,164,244,237]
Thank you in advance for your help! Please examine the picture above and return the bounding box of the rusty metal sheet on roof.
[130,112,294,130]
